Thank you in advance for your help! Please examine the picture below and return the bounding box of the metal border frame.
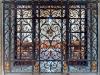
[3,0,98,74]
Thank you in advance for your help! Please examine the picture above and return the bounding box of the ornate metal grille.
[3,0,98,73]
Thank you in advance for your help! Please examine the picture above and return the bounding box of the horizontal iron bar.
[16,32,85,33]
[2,1,89,5]
[16,17,86,19]
[12,59,96,62]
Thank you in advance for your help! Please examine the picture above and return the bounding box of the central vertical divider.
[38,3,41,73]
[65,2,69,72]
[61,2,63,73]
[32,2,36,72]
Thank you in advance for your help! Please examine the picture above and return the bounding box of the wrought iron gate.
[3,0,98,73]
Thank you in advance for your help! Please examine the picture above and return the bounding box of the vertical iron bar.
[14,2,17,65]
[79,3,81,66]
[84,3,88,66]
[8,1,11,72]
[65,2,69,72]
[61,2,63,73]
[90,3,93,72]
[32,2,36,72]
[38,2,41,72]
[3,2,5,74]
[96,1,98,72]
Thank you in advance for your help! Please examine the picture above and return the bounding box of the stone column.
[0,0,3,75]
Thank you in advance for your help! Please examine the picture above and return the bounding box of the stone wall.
[0,1,99,75]
[0,0,3,75]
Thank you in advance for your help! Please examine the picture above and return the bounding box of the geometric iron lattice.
[3,0,98,73]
